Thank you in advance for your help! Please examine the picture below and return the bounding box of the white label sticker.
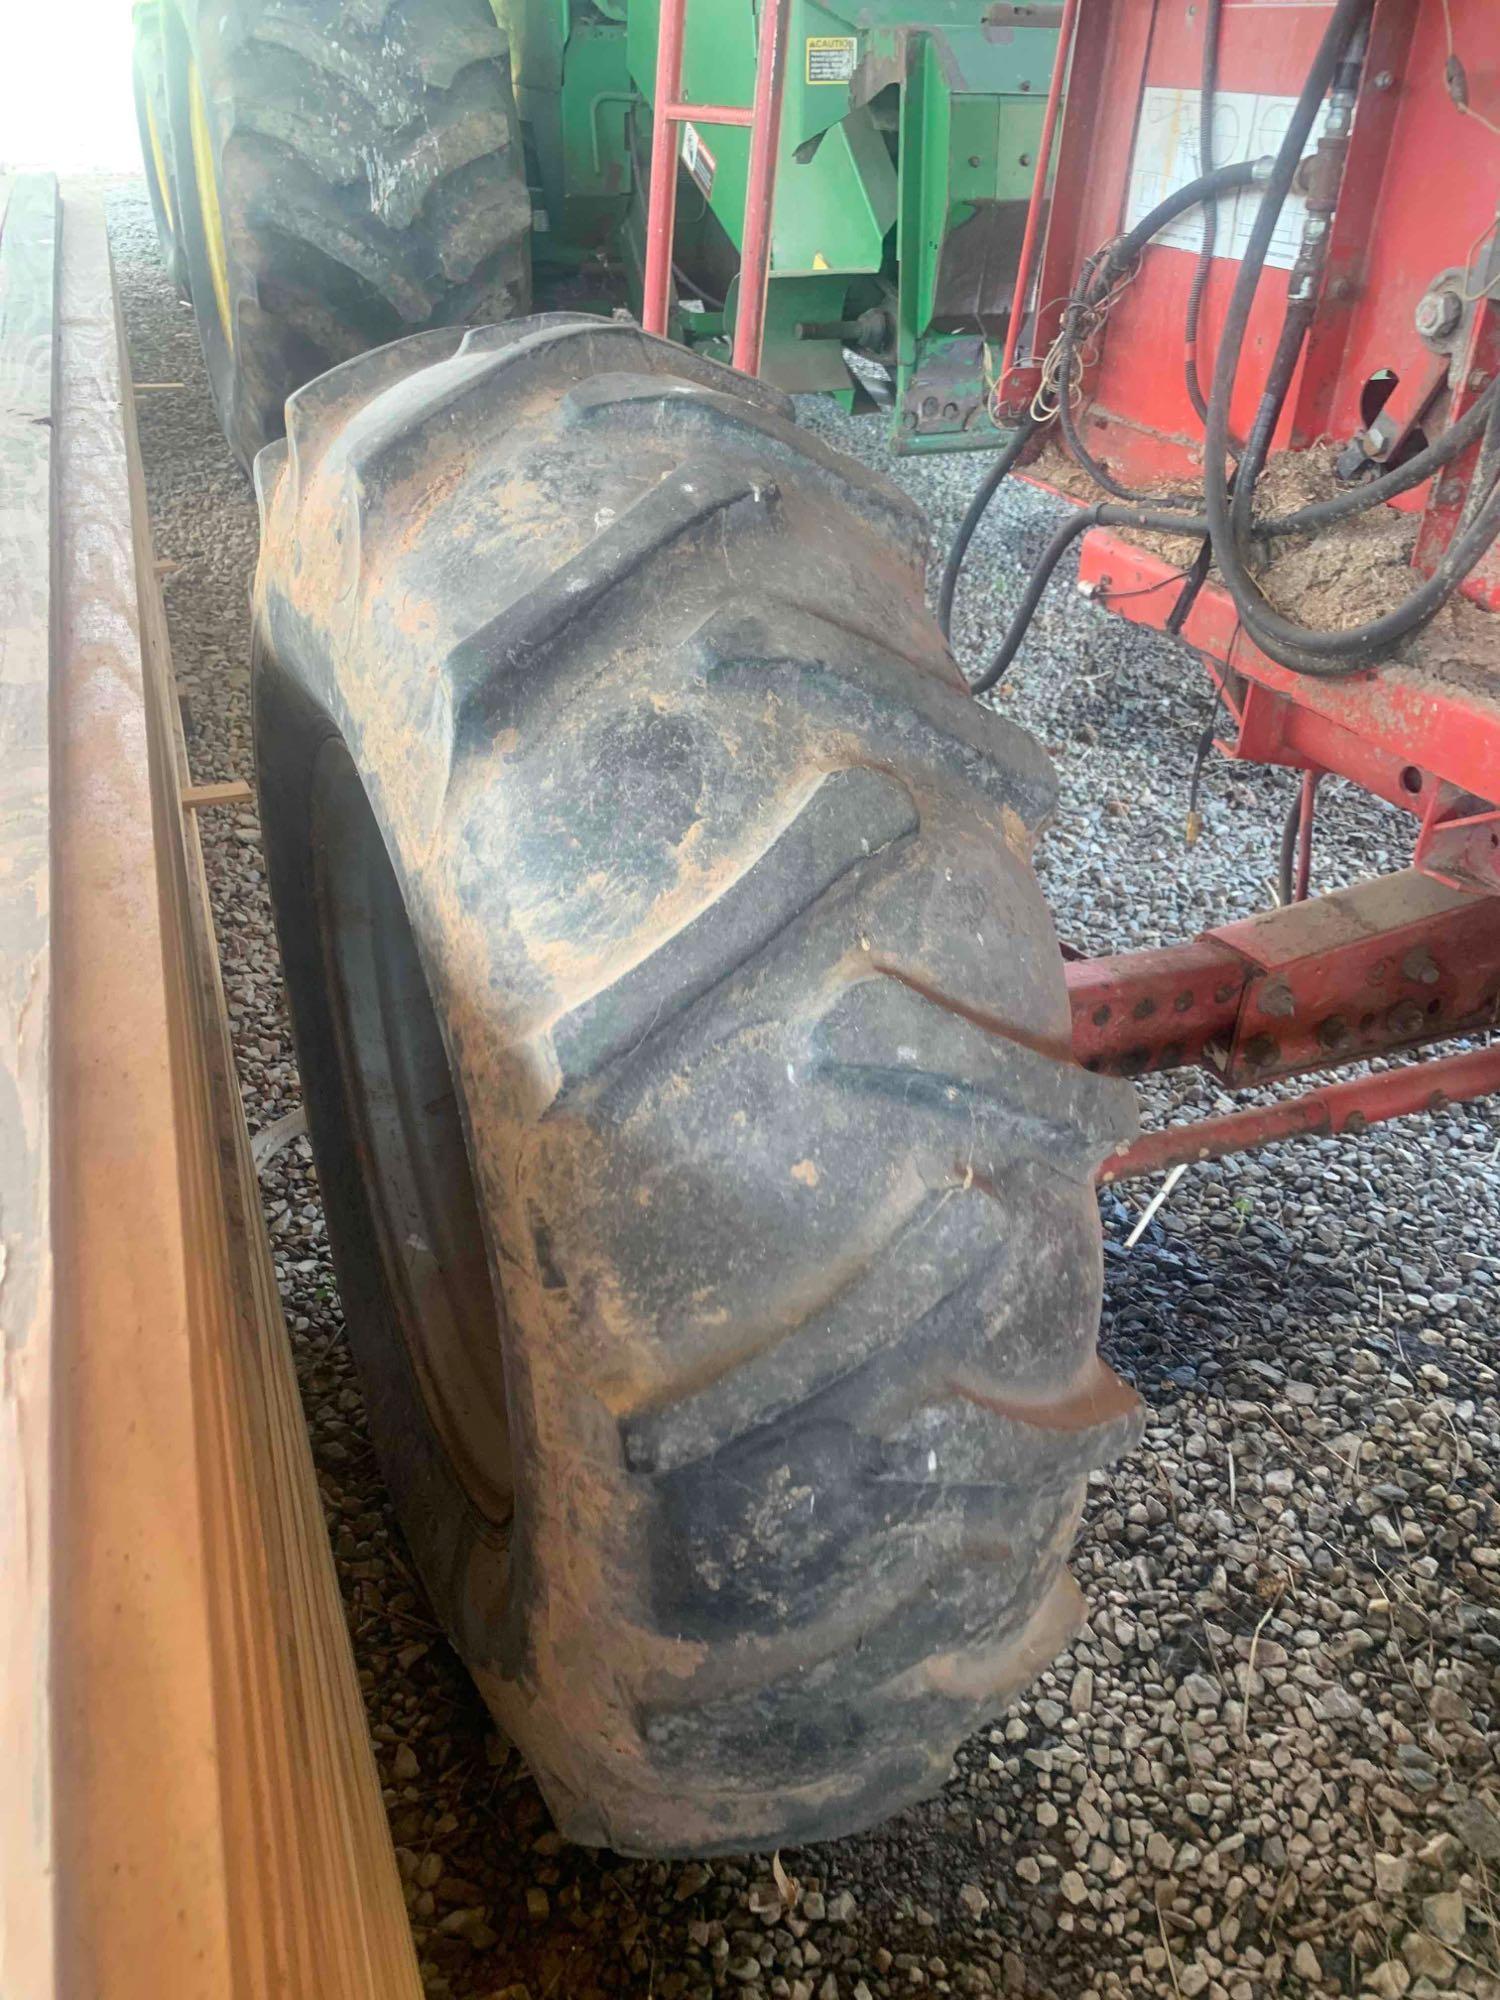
[1125,85,1337,271]
[806,35,856,84]
[681,121,716,197]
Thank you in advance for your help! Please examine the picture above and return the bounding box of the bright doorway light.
[2,0,140,174]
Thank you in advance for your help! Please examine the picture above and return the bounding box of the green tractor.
[133,0,1059,465]
[132,0,1135,1857]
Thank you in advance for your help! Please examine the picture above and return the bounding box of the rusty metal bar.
[1066,935,1245,1076]
[1099,1039,1500,1182]
[643,0,792,373]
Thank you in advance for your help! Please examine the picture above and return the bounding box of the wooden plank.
[182,776,255,809]
[0,170,60,2000]
[43,183,422,1999]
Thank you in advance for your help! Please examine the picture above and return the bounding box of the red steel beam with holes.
[1066,936,1244,1077]
[1099,1040,1500,1182]
[1067,870,1500,1086]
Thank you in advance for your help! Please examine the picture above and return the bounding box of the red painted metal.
[995,0,1081,413]
[641,0,688,338]
[1074,530,1500,820]
[1018,1,1497,506]
[732,0,793,378]
[1294,2,1422,445]
[1009,0,1500,576]
[1099,1040,1500,1182]
[1006,0,1500,1162]
[1411,241,1500,603]
[663,102,753,126]
[641,0,792,374]
[1068,870,1500,1084]
[1414,784,1500,894]
[1067,936,1245,1076]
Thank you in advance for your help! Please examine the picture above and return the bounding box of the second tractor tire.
[133,2,192,298]
[252,315,1143,1854]
[164,0,532,469]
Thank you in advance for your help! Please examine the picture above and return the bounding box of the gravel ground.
[111,180,1500,2000]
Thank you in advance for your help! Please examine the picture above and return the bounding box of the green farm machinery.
[132,0,1059,464]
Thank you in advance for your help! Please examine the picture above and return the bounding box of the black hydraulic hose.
[1180,0,1229,597]
[1202,0,1358,581]
[1460,372,1500,533]
[972,506,1101,694]
[1167,518,1217,635]
[1228,300,1314,547]
[673,260,726,311]
[943,20,1499,695]
[1104,159,1271,301]
[963,382,1500,694]
[1055,329,1147,502]
[937,413,1040,638]
[939,158,1301,637]
[1196,0,1500,674]
[1184,0,1224,428]
[1244,474,1500,668]
[1272,379,1498,530]
[1176,310,1499,626]
[1276,786,1303,908]
[1056,157,1269,502]
[1230,22,1366,552]
[972,501,1203,694]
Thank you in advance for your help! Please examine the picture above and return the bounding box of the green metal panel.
[499,0,1061,448]
[887,18,1052,449]
[495,0,632,261]
[627,0,892,279]
[896,29,947,368]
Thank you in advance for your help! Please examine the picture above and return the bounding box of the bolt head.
[1415,288,1462,340]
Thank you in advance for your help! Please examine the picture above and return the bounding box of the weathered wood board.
[0,172,421,2000]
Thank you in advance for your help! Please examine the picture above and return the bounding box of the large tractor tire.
[162,0,531,470]
[251,314,1143,1855]
[133,2,192,298]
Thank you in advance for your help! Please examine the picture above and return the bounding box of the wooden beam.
[0,169,61,2000]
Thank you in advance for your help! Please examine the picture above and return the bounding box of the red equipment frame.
[642,0,792,376]
[996,0,1500,1172]
[641,0,1500,1174]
